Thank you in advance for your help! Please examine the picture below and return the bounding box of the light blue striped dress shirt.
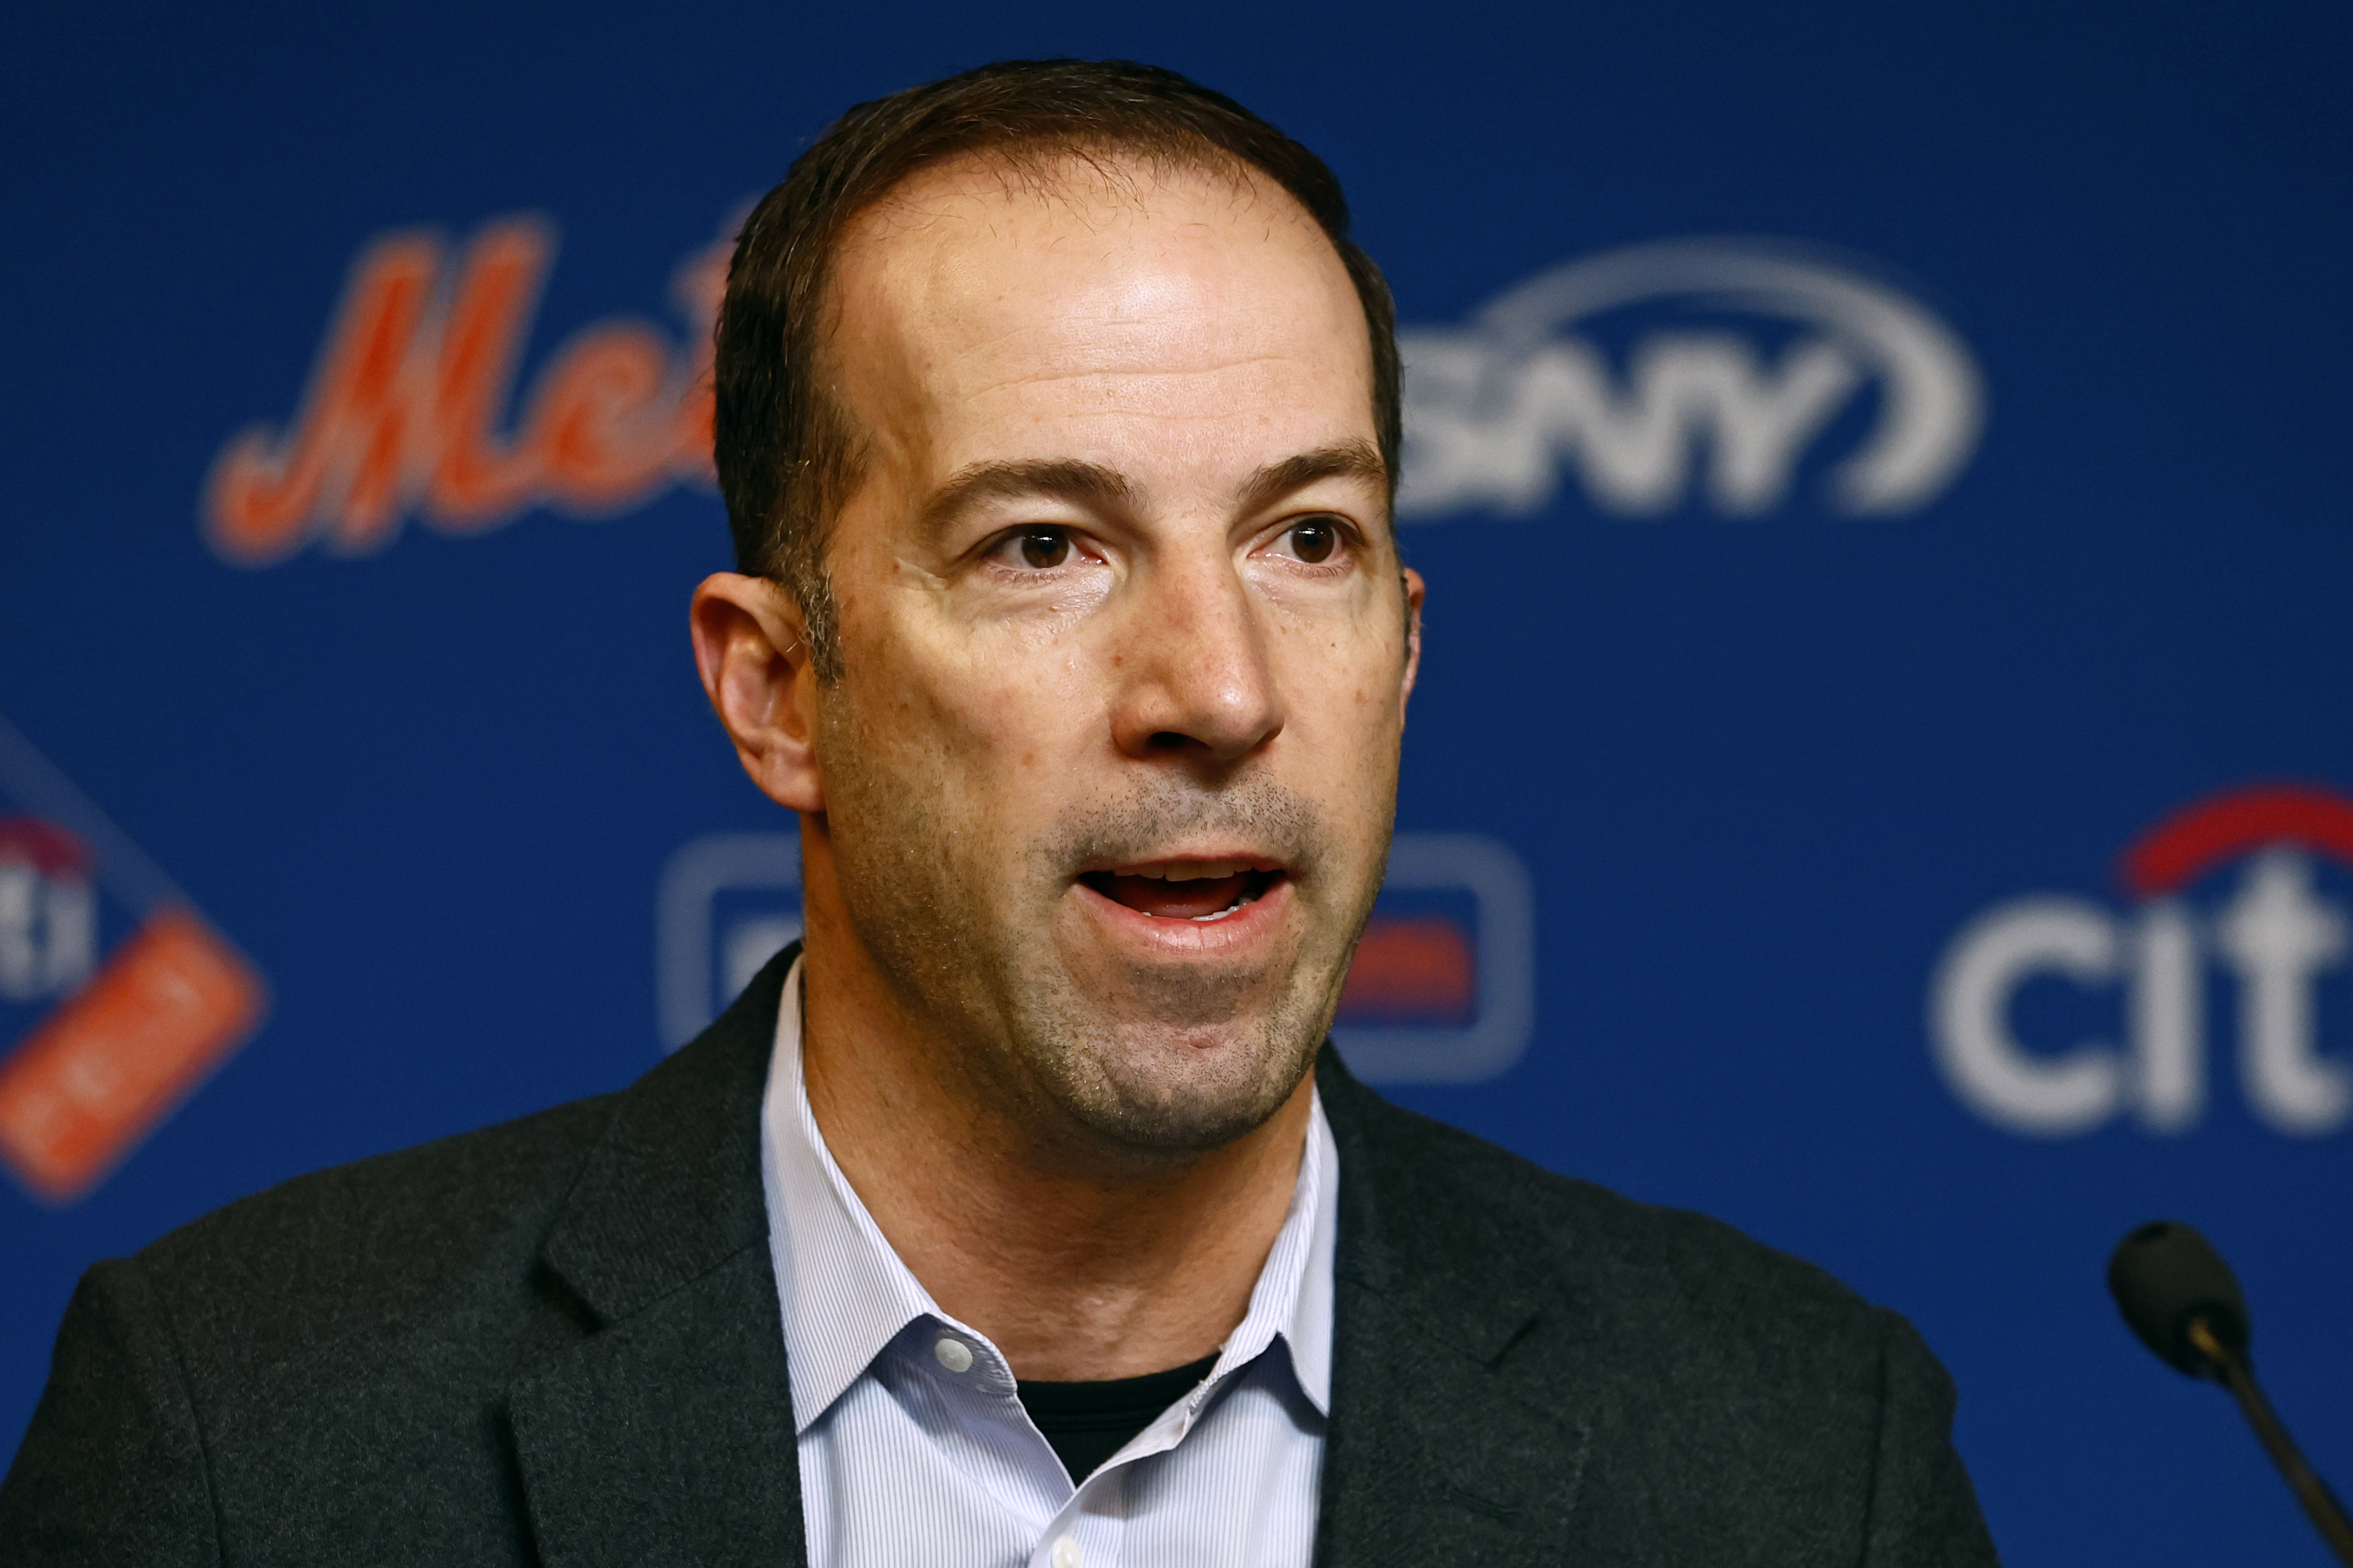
[758,958,1338,1568]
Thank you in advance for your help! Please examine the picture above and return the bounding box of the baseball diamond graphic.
[0,717,268,1204]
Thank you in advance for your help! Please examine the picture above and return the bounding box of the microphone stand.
[2186,1315,2353,1567]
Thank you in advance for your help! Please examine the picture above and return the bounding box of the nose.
[1109,549,1284,768]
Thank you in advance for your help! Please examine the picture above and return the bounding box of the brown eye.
[1286,519,1337,564]
[1018,529,1071,569]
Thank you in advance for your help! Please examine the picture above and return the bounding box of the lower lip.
[1071,874,1294,959]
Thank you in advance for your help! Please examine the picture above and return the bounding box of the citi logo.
[1930,785,2353,1139]
[204,214,728,566]
[1396,239,1983,521]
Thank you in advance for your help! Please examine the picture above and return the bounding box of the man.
[1,60,1999,1566]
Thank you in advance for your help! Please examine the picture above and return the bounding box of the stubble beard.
[818,705,1392,1157]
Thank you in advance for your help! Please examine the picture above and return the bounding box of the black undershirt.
[1015,1351,1221,1484]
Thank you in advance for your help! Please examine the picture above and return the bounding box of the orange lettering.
[0,907,267,1204]
[204,213,731,566]
[665,237,728,483]
[204,233,441,563]
[529,324,675,513]
[425,221,556,530]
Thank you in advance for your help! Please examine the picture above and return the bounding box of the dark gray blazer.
[2,947,1999,1565]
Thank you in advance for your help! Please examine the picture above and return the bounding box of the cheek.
[848,612,1106,807]
[1277,597,1409,737]
[1267,648,1405,853]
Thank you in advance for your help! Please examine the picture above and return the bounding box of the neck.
[794,824,1314,1382]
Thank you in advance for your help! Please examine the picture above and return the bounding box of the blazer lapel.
[1313,1051,1594,1567]
[499,969,1597,1566]
[507,946,807,1568]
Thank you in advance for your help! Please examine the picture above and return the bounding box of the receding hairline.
[851,134,1300,228]
[812,142,1377,481]
[823,140,1348,331]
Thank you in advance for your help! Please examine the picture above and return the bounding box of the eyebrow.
[1232,440,1389,520]
[920,460,1133,537]
[921,441,1389,538]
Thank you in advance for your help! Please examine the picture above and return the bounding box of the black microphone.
[2108,1220,2353,1567]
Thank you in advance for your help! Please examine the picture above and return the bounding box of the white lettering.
[2129,899,2204,1131]
[1397,330,1557,516]
[0,865,93,1001]
[1930,897,2125,1135]
[1398,239,1984,521]
[1400,331,1863,518]
[43,875,94,993]
[2213,850,2351,1135]
[0,862,34,998]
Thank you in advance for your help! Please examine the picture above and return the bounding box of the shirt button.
[1051,1537,1081,1568]
[933,1336,975,1374]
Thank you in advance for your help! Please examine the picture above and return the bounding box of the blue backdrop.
[6,5,2351,1562]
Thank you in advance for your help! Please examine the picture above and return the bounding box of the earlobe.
[688,572,827,814]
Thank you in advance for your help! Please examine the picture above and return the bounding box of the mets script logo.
[204,214,729,566]
[1397,238,1984,521]
[1930,784,2353,1139]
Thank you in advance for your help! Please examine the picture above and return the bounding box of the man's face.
[812,153,1420,1154]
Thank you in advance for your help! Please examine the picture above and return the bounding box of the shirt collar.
[758,955,1337,1433]
[1227,1072,1336,1414]
[759,957,939,1433]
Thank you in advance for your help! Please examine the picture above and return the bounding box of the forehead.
[823,150,1375,466]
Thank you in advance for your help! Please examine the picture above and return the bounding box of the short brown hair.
[712,58,1401,678]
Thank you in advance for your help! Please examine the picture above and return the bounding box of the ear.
[689,572,825,814]
[1398,565,1426,721]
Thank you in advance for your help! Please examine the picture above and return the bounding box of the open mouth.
[1077,861,1288,923]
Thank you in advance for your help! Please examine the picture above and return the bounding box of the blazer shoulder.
[1326,1063,1890,1355]
[132,1091,621,1367]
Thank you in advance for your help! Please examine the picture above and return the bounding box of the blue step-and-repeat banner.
[5,5,2350,1561]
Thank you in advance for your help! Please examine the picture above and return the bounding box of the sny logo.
[1397,238,1983,522]
[1930,784,2353,1138]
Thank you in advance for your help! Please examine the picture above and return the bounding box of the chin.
[1061,1066,1304,1154]
[1019,999,1328,1155]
